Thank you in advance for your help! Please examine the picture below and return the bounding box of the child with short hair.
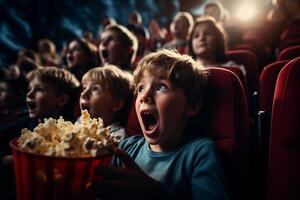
[80,64,133,140]
[98,24,138,71]
[93,49,230,200]
[0,67,80,197]
[0,67,80,155]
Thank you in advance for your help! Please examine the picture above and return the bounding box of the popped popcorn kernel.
[18,110,118,157]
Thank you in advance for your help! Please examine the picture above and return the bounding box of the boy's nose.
[139,89,154,104]
[80,89,89,99]
[26,90,33,98]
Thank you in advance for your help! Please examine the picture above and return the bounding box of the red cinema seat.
[226,49,259,97]
[267,57,300,200]
[197,67,251,200]
[126,97,142,136]
[279,38,300,52]
[280,19,300,42]
[256,60,289,198]
[259,60,289,112]
[217,66,249,101]
[277,45,300,61]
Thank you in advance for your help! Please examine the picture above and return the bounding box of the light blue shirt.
[114,135,230,200]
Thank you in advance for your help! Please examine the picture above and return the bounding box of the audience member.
[0,75,28,126]
[37,38,61,66]
[126,24,150,68]
[0,67,80,157]
[128,10,143,26]
[162,11,194,54]
[98,24,138,71]
[188,17,246,76]
[92,49,229,200]
[80,64,133,140]
[65,38,100,80]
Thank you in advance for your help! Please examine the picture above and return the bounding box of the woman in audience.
[65,38,100,80]
[188,16,246,76]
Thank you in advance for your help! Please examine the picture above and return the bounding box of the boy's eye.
[156,83,168,92]
[34,87,45,92]
[91,85,102,94]
[137,85,144,94]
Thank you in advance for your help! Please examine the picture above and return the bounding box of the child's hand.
[92,148,161,200]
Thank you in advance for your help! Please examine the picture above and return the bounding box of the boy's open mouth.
[141,111,158,132]
[27,101,37,111]
[80,104,90,112]
[101,50,109,60]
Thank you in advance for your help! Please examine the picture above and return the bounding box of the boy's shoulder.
[183,136,217,154]
[118,135,145,150]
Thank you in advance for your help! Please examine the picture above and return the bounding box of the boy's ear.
[185,101,203,117]
[112,99,124,112]
[57,94,69,107]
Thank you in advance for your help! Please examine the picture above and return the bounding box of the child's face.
[80,79,120,126]
[66,40,88,69]
[191,23,217,59]
[135,70,191,152]
[26,78,65,119]
[98,30,129,66]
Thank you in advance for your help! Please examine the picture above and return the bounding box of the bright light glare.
[234,3,258,22]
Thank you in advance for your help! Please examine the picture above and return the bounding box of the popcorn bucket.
[10,139,112,200]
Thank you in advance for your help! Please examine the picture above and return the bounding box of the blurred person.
[188,17,246,76]
[162,11,194,54]
[126,24,150,68]
[65,38,100,80]
[128,10,143,26]
[0,75,28,126]
[16,48,40,66]
[37,38,61,66]
[98,24,138,71]
[148,19,169,50]
[203,2,225,26]
[6,58,39,79]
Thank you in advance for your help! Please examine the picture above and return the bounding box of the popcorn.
[18,110,119,157]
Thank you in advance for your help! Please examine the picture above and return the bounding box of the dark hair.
[188,16,228,63]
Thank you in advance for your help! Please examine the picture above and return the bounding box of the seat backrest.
[126,97,142,136]
[216,65,249,101]
[277,45,300,60]
[196,67,251,199]
[280,19,300,42]
[267,57,300,200]
[279,38,300,52]
[226,49,259,96]
[259,60,289,112]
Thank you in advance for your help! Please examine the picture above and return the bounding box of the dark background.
[0,0,271,67]
[0,0,209,66]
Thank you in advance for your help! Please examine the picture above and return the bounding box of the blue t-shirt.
[114,135,230,200]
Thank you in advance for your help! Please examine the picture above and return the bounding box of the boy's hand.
[92,148,160,200]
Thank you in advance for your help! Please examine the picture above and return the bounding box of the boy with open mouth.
[80,64,133,140]
[93,49,229,200]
